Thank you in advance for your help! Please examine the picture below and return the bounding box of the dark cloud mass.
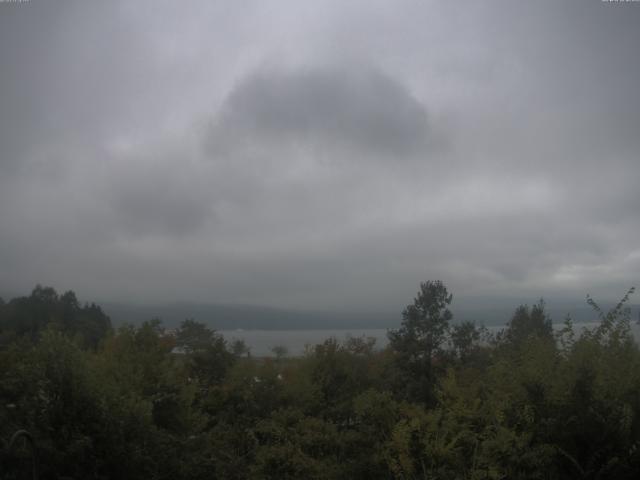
[212,67,429,157]
[0,0,639,312]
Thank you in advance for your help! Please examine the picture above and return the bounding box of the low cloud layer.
[1,0,639,313]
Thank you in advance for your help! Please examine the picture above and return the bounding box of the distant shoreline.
[219,321,640,357]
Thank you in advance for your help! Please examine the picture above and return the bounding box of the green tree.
[175,318,216,353]
[450,320,482,362]
[271,345,288,360]
[388,280,453,403]
[0,286,111,348]
[175,319,235,385]
[504,300,553,346]
[231,338,251,357]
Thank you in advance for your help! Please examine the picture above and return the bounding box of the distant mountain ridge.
[103,302,396,330]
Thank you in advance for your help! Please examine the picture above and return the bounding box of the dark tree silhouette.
[388,280,453,403]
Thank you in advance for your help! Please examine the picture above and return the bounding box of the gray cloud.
[108,167,213,237]
[0,1,156,176]
[209,66,429,159]
[1,0,639,312]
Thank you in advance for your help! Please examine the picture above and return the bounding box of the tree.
[175,319,234,385]
[388,280,453,403]
[231,338,251,357]
[504,300,553,346]
[450,320,482,362]
[271,345,288,360]
[175,318,217,354]
[0,286,111,348]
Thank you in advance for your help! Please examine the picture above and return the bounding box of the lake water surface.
[220,322,640,357]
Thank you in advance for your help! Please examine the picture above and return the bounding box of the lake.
[220,322,640,357]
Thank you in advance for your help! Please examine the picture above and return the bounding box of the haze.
[1,0,639,314]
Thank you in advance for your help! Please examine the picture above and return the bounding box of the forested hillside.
[1,282,639,479]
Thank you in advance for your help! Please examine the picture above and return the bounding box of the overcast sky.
[1,0,639,312]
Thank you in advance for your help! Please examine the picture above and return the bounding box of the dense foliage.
[1,282,639,479]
